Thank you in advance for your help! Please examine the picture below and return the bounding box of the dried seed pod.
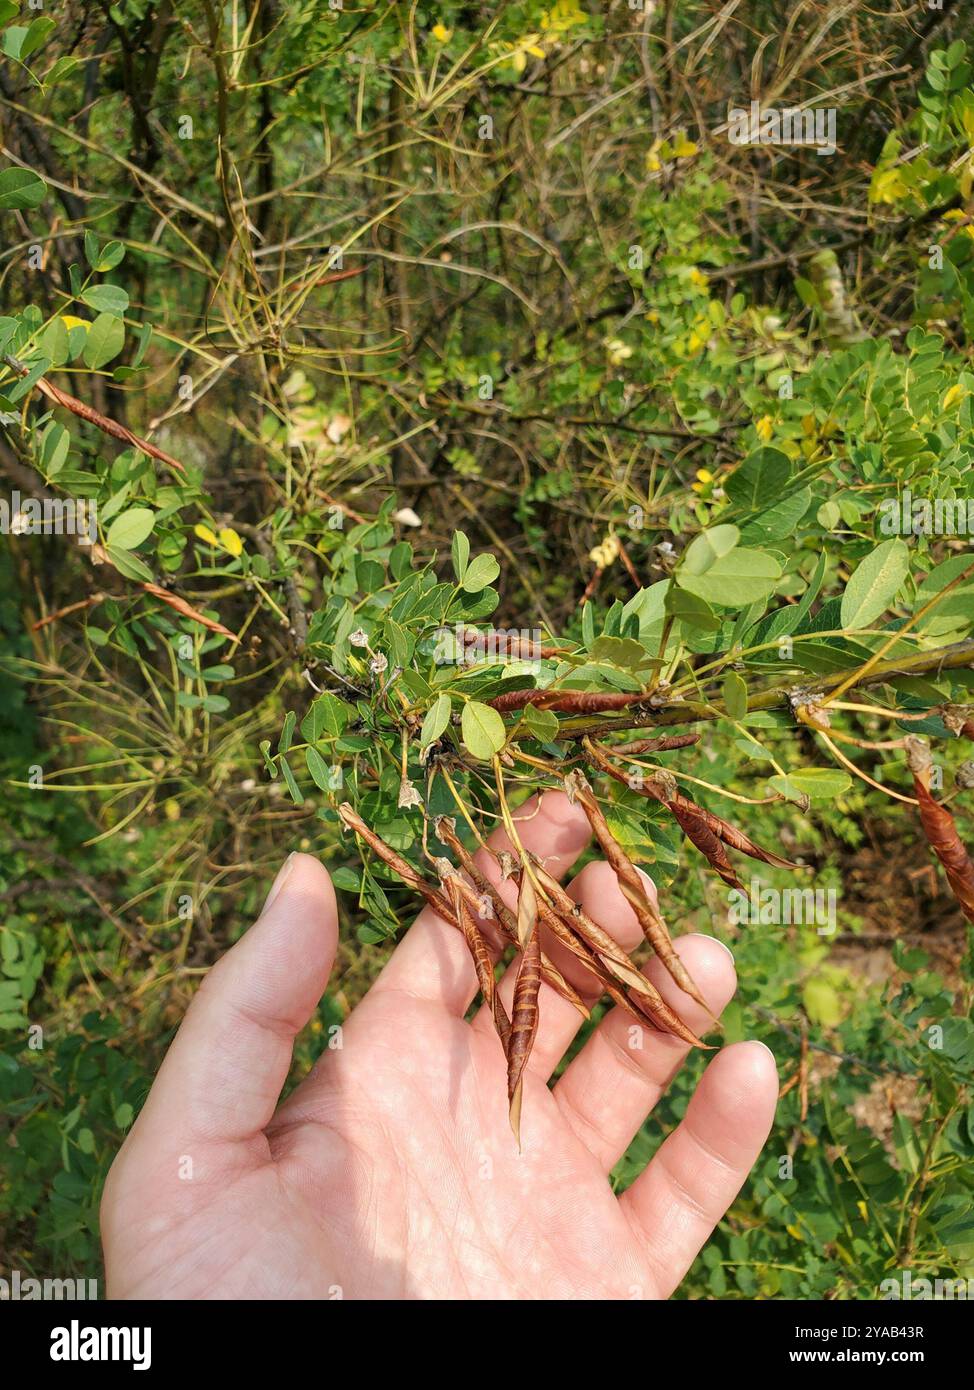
[507,917,541,1146]
[667,799,744,891]
[529,864,706,1046]
[672,796,803,872]
[488,687,647,714]
[565,771,713,1016]
[582,734,798,880]
[433,820,589,1017]
[906,738,974,925]
[612,733,701,754]
[446,876,511,1054]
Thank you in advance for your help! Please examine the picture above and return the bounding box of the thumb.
[131,852,338,1149]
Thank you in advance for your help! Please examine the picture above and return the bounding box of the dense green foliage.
[2,1,974,1298]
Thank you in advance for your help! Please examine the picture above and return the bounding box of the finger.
[620,1041,778,1298]
[553,934,737,1170]
[130,853,338,1149]
[469,857,649,1076]
[368,789,591,1015]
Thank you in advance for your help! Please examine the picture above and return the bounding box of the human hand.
[101,791,778,1299]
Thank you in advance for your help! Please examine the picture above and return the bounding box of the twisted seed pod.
[447,877,511,1053]
[566,771,713,1016]
[507,917,541,1146]
[433,820,589,1017]
[906,739,974,925]
[528,863,705,1046]
[488,687,647,714]
[667,800,744,890]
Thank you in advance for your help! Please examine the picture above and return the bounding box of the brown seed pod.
[612,733,701,754]
[583,735,801,875]
[565,771,713,1016]
[488,687,647,714]
[507,916,541,1146]
[906,738,974,925]
[446,877,511,1054]
[433,820,589,1017]
[667,799,744,891]
[525,862,703,1044]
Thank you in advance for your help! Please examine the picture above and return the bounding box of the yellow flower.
[869,166,908,205]
[755,415,773,442]
[688,267,708,289]
[691,467,714,495]
[431,23,451,42]
[194,523,219,546]
[671,131,699,159]
[645,139,663,172]
[219,526,244,556]
[60,315,87,332]
[943,383,966,410]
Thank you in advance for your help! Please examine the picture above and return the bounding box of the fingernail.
[261,853,296,916]
[749,1039,778,1066]
[698,933,736,964]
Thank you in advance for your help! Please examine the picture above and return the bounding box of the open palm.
[101,791,777,1300]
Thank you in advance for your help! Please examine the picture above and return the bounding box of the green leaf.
[6,355,49,402]
[15,15,54,61]
[588,634,657,672]
[679,549,782,607]
[305,746,333,791]
[722,671,748,719]
[461,552,500,592]
[724,448,792,509]
[105,507,155,550]
[82,313,124,369]
[769,768,852,800]
[280,755,304,804]
[279,710,297,754]
[521,704,559,742]
[39,421,70,476]
[96,240,125,273]
[681,524,740,576]
[451,531,470,581]
[460,700,506,759]
[420,692,451,749]
[79,283,129,315]
[301,693,352,742]
[840,539,909,630]
[113,1102,134,1129]
[665,584,720,631]
[37,316,69,367]
[104,545,153,582]
[803,975,844,1027]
